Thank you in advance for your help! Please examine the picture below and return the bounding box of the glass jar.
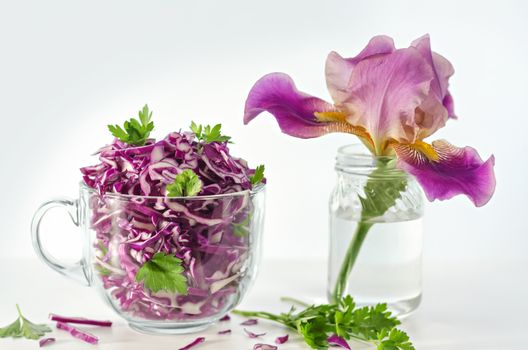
[31,182,265,334]
[327,144,424,317]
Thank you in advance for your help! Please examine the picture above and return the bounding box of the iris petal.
[442,91,456,119]
[244,73,362,138]
[411,35,455,109]
[411,35,456,139]
[394,140,496,207]
[325,35,396,104]
[339,47,434,153]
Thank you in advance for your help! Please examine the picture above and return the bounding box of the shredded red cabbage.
[81,133,258,196]
[219,314,231,322]
[244,328,266,338]
[81,132,264,322]
[217,329,231,335]
[56,322,99,345]
[39,338,56,347]
[240,318,258,326]
[327,334,351,349]
[275,334,289,344]
[49,314,112,327]
[178,337,205,350]
[253,344,277,350]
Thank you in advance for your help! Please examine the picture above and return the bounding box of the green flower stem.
[331,157,407,304]
[280,296,310,307]
[331,220,373,303]
[231,310,295,329]
[16,304,22,318]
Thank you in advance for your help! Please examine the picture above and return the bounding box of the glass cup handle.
[31,197,90,286]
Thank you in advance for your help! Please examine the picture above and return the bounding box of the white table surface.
[0,258,526,350]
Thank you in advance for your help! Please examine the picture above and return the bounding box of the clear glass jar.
[31,182,265,334]
[327,144,424,317]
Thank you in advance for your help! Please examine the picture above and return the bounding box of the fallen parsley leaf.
[249,165,265,186]
[166,169,203,197]
[0,304,51,340]
[108,104,154,146]
[190,122,231,143]
[0,319,21,338]
[233,295,414,350]
[135,252,188,294]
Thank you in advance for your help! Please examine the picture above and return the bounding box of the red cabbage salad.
[80,105,265,321]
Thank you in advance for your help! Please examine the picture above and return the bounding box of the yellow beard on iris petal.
[314,111,376,154]
[314,111,348,123]
[391,140,440,163]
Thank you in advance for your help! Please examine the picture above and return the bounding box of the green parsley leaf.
[0,304,51,340]
[97,240,108,256]
[0,319,22,338]
[359,158,407,221]
[94,240,111,276]
[249,165,265,186]
[95,264,111,276]
[166,169,203,197]
[190,122,231,143]
[232,214,251,237]
[108,104,154,146]
[233,295,413,350]
[135,252,188,294]
[190,121,203,139]
[377,329,415,350]
[298,317,332,350]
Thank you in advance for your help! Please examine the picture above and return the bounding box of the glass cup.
[31,182,265,334]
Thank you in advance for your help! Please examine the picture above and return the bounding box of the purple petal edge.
[327,334,351,349]
[396,140,496,207]
[411,34,455,119]
[244,73,340,139]
[178,337,205,350]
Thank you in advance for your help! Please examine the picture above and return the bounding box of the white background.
[0,0,526,266]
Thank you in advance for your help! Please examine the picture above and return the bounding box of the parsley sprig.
[108,104,154,146]
[249,165,265,185]
[190,122,231,143]
[166,169,203,197]
[0,304,51,340]
[135,252,188,294]
[233,296,414,350]
[232,214,251,237]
